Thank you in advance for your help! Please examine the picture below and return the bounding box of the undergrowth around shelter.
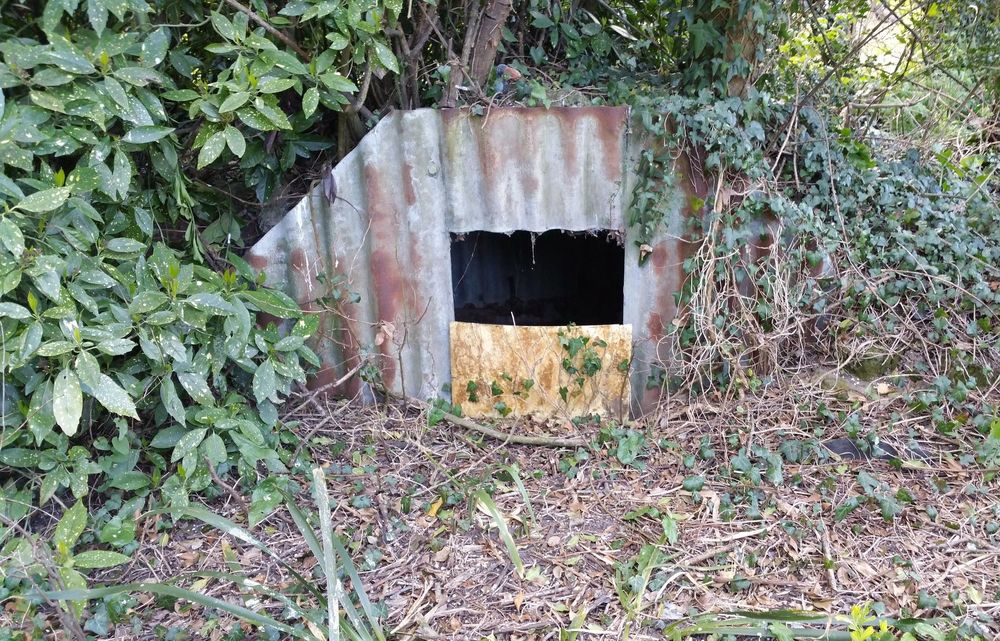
[1,0,998,639]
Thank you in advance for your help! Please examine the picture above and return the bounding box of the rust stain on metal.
[246,106,705,416]
[450,322,631,420]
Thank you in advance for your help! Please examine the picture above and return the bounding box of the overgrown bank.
[0,0,998,639]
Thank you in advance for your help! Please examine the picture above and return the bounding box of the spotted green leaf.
[197,132,227,169]
[53,368,83,436]
[302,87,319,117]
[371,39,400,74]
[236,107,273,131]
[257,77,296,94]
[17,187,71,213]
[224,126,245,157]
[122,126,174,144]
[0,217,23,258]
[73,550,131,569]
[253,97,291,130]
[252,358,277,403]
[140,28,170,67]
[91,374,138,419]
[176,371,214,405]
[53,500,87,551]
[219,91,251,113]
[171,427,207,463]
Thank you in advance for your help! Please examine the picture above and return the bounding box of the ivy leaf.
[91,374,139,419]
[53,368,83,436]
[197,132,227,169]
[688,20,719,57]
[661,513,680,544]
[224,126,245,157]
[0,217,24,258]
[302,87,319,118]
[17,187,71,213]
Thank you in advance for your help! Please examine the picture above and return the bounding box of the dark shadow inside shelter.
[450,230,625,326]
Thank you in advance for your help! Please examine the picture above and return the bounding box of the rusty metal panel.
[246,106,693,416]
[450,322,631,420]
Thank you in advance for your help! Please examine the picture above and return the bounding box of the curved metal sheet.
[247,106,693,415]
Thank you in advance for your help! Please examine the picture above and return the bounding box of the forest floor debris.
[97,374,999,640]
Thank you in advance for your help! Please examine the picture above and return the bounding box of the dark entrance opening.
[450,230,625,326]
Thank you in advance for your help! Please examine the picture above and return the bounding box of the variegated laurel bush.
[0,0,394,526]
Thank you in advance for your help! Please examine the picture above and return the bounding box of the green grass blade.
[285,493,324,561]
[564,602,589,641]
[286,489,376,640]
[178,506,324,601]
[312,467,341,641]
[44,582,314,639]
[507,464,536,532]
[474,489,524,576]
[330,535,385,641]
[188,570,323,627]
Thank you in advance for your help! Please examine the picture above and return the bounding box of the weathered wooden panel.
[450,322,632,420]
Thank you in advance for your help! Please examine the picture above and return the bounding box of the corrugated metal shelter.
[247,106,703,415]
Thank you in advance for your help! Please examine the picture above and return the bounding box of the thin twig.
[222,0,310,60]
[204,457,249,516]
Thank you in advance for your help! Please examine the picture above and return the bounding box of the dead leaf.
[513,591,525,611]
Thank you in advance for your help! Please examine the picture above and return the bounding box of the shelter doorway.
[448,229,631,420]
[450,230,625,326]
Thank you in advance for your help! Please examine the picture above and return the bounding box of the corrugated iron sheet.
[247,106,697,415]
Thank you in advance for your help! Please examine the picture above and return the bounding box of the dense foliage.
[0,0,997,637]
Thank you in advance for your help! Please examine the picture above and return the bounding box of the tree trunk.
[441,0,513,106]
[469,0,514,86]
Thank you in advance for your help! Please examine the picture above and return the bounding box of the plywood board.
[450,322,632,420]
